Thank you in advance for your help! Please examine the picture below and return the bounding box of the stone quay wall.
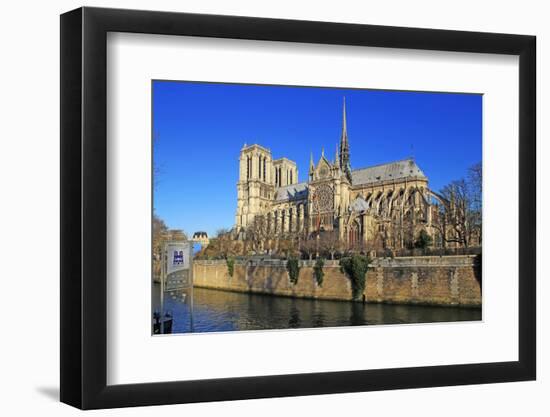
[192,256,481,307]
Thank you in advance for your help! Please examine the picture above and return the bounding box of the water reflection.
[153,284,481,334]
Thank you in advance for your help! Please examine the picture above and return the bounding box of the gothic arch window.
[348,221,361,245]
[246,155,251,179]
[258,155,262,178]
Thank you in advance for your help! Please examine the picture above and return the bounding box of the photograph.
[151,81,483,334]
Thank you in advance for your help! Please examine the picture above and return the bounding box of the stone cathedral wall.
[192,255,481,307]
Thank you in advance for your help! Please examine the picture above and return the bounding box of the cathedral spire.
[342,96,347,138]
[339,97,351,180]
[309,151,314,176]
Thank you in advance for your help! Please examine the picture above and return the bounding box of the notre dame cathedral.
[235,99,436,249]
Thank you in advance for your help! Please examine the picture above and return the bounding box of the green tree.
[414,229,433,249]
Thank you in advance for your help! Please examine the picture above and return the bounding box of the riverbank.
[193,255,481,307]
[154,285,481,334]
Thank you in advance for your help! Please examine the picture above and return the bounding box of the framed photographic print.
[60,6,536,409]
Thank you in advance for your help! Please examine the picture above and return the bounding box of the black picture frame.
[60,6,536,410]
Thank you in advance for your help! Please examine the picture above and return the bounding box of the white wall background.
[0,0,546,415]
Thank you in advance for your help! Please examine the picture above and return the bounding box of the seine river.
[153,284,481,334]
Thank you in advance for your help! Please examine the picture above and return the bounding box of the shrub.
[226,257,235,277]
[286,257,300,285]
[339,255,371,300]
[313,258,325,287]
[414,229,433,249]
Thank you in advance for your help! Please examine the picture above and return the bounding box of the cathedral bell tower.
[235,144,274,230]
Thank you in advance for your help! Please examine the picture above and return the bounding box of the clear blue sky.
[153,81,482,237]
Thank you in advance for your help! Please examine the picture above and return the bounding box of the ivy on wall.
[226,257,235,277]
[314,258,325,287]
[286,257,300,285]
[339,255,371,300]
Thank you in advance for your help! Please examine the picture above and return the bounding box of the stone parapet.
[192,255,481,307]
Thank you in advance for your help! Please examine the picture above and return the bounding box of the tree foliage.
[414,229,433,249]
[339,255,371,300]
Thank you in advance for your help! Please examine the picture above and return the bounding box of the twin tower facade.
[235,99,433,248]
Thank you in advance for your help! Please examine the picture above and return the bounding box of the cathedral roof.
[351,158,426,186]
[275,182,308,201]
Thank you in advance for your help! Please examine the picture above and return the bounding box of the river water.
[153,284,481,334]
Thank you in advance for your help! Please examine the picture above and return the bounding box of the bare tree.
[300,236,317,260]
[468,162,482,244]
[431,202,448,249]
[275,232,301,259]
[152,213,168,280]
[438,180,475,248]
[430,162,482,250]
[317,230,344,259]
[214,228,232,257]
[245,215,269,254]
